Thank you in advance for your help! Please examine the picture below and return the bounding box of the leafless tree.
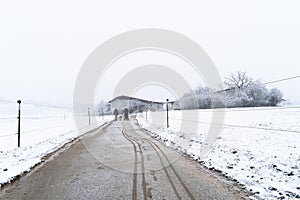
[97,100,107,116]
[224,71,252,90]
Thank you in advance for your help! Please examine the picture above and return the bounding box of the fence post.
[88,107,91,125]
[146,108,148,119]
[166,99,169,128]
[102,108,104,120]
[17,100,21,147]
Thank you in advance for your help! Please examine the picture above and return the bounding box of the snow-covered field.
[0,102,113,186]
[136,107,300,199]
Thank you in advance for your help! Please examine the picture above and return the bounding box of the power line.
[0,114,74,120]
[0,99,15,104]
[169,117,300,134]
[22,119,100,135]
[24,102,72,110]
[22,125,66,134]
[224,106,300,112]
[0,120,101,139]
[0,117,16,120]
[0,98,72,110]
[0,133,16,138]
[264,75,300,85]
[186,105,300,113]
[22,115,73,119]
[216,75,300,93]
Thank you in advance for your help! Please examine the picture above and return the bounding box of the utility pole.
[17,100,21,147]
[166,99,169,128]
[102,108,104,120]
[88,107,91,125]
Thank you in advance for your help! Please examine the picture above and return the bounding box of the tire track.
[122,122,147,200]
[121,123,138,200]
[149,140,195,200]
[147,142,181,199]
[127,122,195,200]
[136,143,147,200]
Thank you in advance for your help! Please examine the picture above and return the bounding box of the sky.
[1,0,300,107]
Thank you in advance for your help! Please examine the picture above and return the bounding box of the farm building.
[108,95,174,114]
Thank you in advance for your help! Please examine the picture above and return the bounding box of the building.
[108,95,174,114]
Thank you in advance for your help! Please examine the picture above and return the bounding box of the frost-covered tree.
[211,93,226,108]
[224,71,252,90]
[244,81,269,106]
[194,87,212,108]
[97,100,110,115]
[224,77,284,107]
[177,90,199,110]
[129,99,141,113]
[176,71,284,109]
[225,91,249,107]
[267,88,283,106]
[129,99,149,113]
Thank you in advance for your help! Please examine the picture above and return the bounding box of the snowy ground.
[0,101,113,186]
[136,107,300,199]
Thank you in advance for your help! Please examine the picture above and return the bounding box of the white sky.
[1,0,300,106]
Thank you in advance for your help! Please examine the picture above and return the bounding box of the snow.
[0,102,113,186]
[136,107,300,199]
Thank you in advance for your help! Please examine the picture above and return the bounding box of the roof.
[108,95,174,104]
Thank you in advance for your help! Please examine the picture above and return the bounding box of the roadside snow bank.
[136,108,300,199]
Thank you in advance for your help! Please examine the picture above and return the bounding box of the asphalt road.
[0,120,250,200]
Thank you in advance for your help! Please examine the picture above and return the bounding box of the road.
[0,119,250,200]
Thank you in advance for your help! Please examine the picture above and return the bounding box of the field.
[136,107,300,199]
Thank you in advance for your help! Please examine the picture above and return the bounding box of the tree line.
[175,71,283,110]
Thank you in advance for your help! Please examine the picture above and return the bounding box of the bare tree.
[97,100,106,117]
[224,71,252,90]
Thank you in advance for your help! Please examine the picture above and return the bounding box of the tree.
[225,91,249,107]
[177,71,284,109]
[268,88,283,106]
[194,87,212,108]
[211,93,226,108]
[97,100,109,116]
[129,99,147,113]
[224,71,252,90]
[245,81,269,106]
[178,90,199,110]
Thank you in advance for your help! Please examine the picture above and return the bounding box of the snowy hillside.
[136,107,300,199]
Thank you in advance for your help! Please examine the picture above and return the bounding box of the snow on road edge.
[0,120,111,187]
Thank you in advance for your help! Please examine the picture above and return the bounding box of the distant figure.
[124,108,129,120]
[113,109,118,121]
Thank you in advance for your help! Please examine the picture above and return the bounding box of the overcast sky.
[1,0,300,107]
